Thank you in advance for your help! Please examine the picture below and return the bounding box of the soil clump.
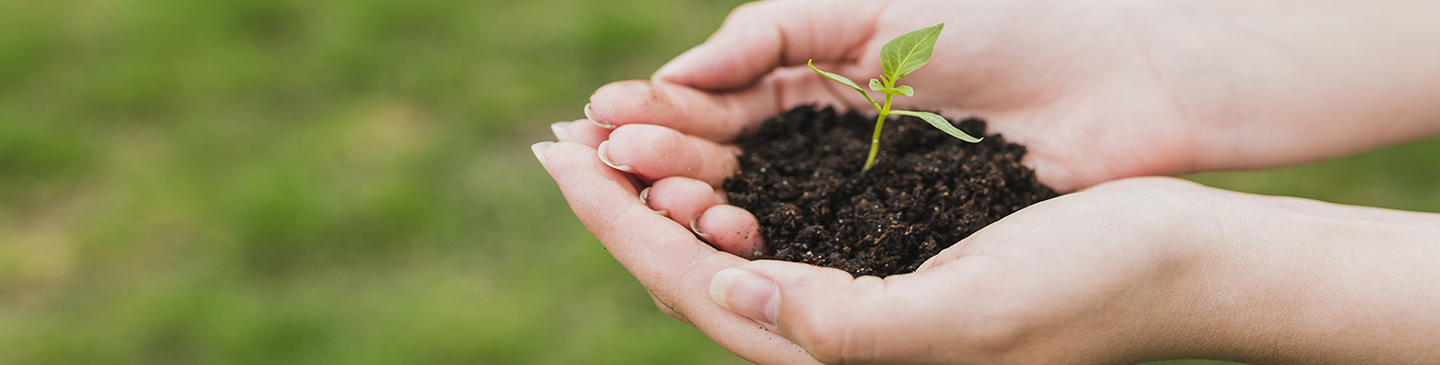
[724,105,1058,277]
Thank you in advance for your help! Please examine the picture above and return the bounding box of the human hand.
[536,141,1440,363]
[562,0,1440,194]
[554,0,1212,257]
[569,0,1196,193]
[546,0,1440,361]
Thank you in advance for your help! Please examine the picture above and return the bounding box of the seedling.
[808,23,981,172]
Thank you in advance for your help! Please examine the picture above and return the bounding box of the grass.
[0,0,746,363]
[0,0,1433,363]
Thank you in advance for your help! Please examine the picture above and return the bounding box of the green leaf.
[808,59,867,95]
[880,23,944,80]
[871,79,914,96]
[891,110,982,143]
[874,87,913,97]
[894,85,914,97]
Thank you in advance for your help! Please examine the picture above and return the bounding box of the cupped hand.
[566,0,1440,194]
[539,139,1228,363]
[558,0,1216,258]
[545,0,1440,362]
[539,140,1440,363]
[566,0,1208,195]
[707,177,1243,364]
[558,0,1440,268]
[704,175,1440,365]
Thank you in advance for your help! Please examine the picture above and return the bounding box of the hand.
[544,0,1440,362]
[551,0,1440,309]
[536,142,1440,363]
[561,0,1440,192]
[556,0,1219,256]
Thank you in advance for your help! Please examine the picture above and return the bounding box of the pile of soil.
[723,105,1057,277]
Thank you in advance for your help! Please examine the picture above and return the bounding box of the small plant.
[808,23,981,172]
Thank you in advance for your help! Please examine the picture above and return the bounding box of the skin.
[537,153,1440,363]
[540,0,1440,363]
[572,0,1440,192]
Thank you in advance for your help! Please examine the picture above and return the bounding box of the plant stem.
[861,93,895,172]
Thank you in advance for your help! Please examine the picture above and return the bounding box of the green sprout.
[808,23,981,172]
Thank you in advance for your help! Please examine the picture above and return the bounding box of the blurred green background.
[0,0,1433,364]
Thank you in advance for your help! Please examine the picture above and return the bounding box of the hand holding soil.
[540,0,1440,363]
[538,143,1440,364]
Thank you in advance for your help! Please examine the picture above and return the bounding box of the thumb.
[653,0,884,90]
[709,261,916,364]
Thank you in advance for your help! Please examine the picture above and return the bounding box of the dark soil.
[723,105,1058,277]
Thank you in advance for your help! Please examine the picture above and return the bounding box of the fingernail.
[550,121,571,141]
[710,268,780,326]
[596,140,633,172]
[585,103,615,129]
[639,187,670,217]
[531,141,554,165]
[689,212,714,240]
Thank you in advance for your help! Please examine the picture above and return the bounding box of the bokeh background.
[1,0,1434,364]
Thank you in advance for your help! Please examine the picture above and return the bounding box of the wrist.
[1175,191,1440,364]
[1133,0,1440,173]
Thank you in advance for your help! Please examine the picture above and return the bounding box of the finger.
[643,176,727,225]
[710,259,1002,364]
[538,141,818,364]
[640,178,768,260]
[589,68,870,143]
[554,118,613,149]
[651,0,884,90]
[588,80,773,142]
[601,124,740,186]
[693,204,765,260]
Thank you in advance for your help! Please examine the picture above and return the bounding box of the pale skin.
[537,0,1440,363]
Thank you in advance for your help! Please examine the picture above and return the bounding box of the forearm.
[1186,194,1440,364]
[1134,0,1440,171]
